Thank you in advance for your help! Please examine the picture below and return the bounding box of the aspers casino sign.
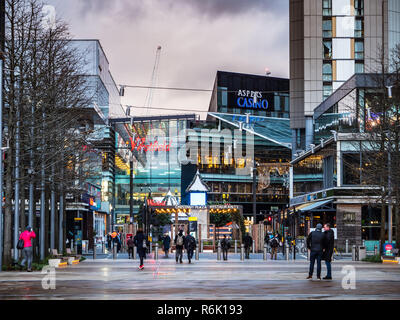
[236,90,269,110]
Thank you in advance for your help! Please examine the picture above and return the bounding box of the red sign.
[128,136,171,153]
[147,199,166,206]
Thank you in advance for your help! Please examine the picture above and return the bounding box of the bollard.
[252,240,255,254]
[263,244,267,260]
[200,240,204,253]
[93,242,97,260]
[346,240,349,254]
[307,249,310,261]
[102,241,105,254]
[74,243,78,256]
[113,245,117,260]
[374,244,378,256]
[234,240,238,254]
[149,242,152,254]
[195,242,199,260]
[362,239,365,247]
[352,245,356,261]
[155,243,159,260]
[240,244,244,261]
[133,246,137,260]
[217,241,221,261]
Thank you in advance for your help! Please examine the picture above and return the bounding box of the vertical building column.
[336,141,342,187]
[305,117,314,150]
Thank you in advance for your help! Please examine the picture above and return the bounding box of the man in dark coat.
[322,223,335,280]
[184,233,196,263]
[221,235,231,261]
[162,234,171,258]
[243,233,253,259]
[174,230,185,264]
[133,229,147,270]
[306,224,325,280]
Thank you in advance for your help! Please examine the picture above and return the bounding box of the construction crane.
[144,46,162,116]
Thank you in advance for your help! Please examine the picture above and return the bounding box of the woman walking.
[133,228,147,270]
[19,226,36,272]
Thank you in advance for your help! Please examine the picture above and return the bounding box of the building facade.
[290,0,400,155]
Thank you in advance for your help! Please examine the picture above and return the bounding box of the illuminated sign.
[147,199,166,206]
[236,90,269,110]
[128,136,171,153]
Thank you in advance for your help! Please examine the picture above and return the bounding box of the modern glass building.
[290,73,397,248]
[290,0,400,156]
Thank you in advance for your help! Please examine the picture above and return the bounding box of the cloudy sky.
[46,0,289,119]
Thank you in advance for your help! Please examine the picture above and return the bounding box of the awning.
[297,199,334,212]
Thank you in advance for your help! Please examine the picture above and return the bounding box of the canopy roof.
[208,112,292,149]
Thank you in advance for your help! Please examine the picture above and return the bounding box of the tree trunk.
[20,167,25,230]
[3,157,13,266]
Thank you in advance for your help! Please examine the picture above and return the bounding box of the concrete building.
[290,0,400,156]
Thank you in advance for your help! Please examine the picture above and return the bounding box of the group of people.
[106,230,123,253]
[306,223,335,280]
[13,222,335,280]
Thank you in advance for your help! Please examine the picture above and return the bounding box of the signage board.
[383,242,395,256]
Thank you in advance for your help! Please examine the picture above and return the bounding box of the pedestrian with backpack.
[270,234,280,260]
[133,229,147,270]
[174,230,185,264]
[184,233,196,263]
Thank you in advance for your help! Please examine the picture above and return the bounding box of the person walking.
[243,233,253,259]
[106,233,112,251]
[221,235,230,261]
[174,230,185,264]
[322,223,335,280]
[184,233,196,263]
[162,234,171,258]
[306,223,325,280]
[116,232,122,253]
[127,236,134,259]
[133,229,147,270]
[270,234,280,260]
[18,226,36,272]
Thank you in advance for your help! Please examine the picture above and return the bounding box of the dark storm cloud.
[167,0,287,17]
[77,0,286,19]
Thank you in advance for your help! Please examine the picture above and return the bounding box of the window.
[323,40,332,59]
[323,84,333,100]
[355,0,364,16]
[355,18,364,38]
[323,0,332,16]
[323,62,333,82]
[323,19,332,38]
[355,62,364,73]
[355,40,364,60]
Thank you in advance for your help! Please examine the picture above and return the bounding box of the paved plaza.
[0,252,399,300]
